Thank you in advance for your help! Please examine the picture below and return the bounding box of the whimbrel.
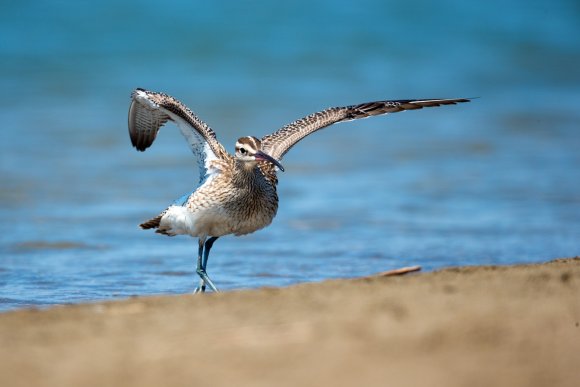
[128,88,469,292]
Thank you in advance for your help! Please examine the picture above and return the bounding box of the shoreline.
[1,257,579,387]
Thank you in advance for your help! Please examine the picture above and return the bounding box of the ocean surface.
[1,0,579,311]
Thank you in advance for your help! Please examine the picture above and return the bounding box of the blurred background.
[1,0,579,311]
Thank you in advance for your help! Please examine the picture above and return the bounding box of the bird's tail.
[140,211,175,236]
[140,215,162,230]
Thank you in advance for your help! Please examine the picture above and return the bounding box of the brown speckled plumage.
[261,98,470,160]
[128,88,470,292]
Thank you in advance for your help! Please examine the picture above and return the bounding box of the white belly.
[157,204,273,238]
[157,205,231,237]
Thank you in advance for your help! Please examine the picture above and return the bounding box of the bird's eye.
[239,148,247,155]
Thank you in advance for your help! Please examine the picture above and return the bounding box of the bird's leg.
[193,238,206,294]
[201,236,219,292]
[194,236,220,293]
[202,237,219,272]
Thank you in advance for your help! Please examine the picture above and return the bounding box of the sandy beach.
[1,257,578,387]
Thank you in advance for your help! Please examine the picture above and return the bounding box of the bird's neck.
[232,160,277,189]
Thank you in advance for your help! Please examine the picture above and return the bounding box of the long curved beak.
[255,151,285,172]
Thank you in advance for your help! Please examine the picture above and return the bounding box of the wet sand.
[1,258,579,387]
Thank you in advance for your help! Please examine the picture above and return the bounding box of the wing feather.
[261,98,470,160]
[128,88,229,183]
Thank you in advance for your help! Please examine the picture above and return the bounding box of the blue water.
[1,0,579,311]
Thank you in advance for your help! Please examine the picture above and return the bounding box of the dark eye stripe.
[237,136,261,150]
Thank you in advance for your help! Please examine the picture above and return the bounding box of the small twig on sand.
[363,266,421,279]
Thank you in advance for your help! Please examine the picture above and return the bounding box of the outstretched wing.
[261,98,470,160]
[128,88,229,183]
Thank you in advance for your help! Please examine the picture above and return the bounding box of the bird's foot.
[194,269,220,293]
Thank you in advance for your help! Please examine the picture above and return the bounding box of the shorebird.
[128,88,469,293]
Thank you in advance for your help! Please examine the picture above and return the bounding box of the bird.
[128,88,470,293]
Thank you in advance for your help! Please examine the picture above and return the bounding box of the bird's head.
[234,136,284,172]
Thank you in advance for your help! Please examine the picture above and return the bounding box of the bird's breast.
[181,167,278,237]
